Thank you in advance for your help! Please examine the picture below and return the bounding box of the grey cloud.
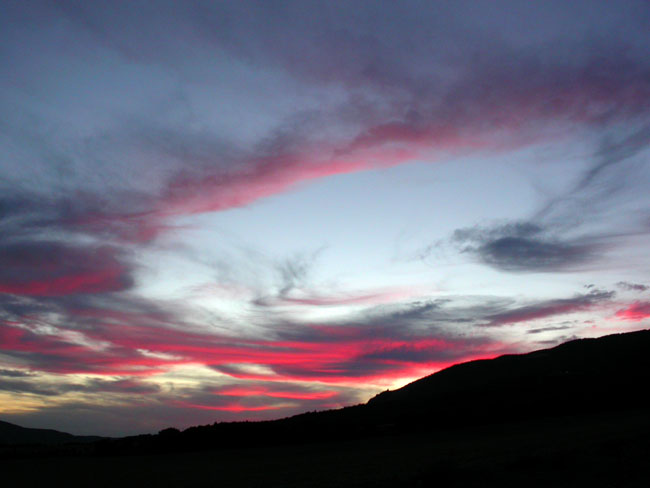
[358,340,487,364]
[526,326,573,335]
[251,247,327,306]
[0,378,59,396]
[0,376,160,397]
[535,124,650,225]
[78,378,162,395]
[483,290,615,327]
[617,281,648,292]
[276,248,325,297]
[0,239,134,296]
[0,368,35,377]
[451,222,602,272]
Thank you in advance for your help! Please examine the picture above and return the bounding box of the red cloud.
[216,386,338,401]
[615,302,650,321]
[0,268,127,296]
[1,318,504,387]
[177,402,285,413]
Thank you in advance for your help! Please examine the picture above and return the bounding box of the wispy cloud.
[617,281,649,292]
[483,290,615,326]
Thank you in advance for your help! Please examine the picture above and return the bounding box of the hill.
[0,420,103,446]
[365,329,650,425]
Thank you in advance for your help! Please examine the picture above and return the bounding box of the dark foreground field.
[4,410,650,488]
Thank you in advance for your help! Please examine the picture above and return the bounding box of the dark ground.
[4,409,650,487]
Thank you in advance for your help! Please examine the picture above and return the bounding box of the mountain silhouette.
[0,420,103,446]
[364,329,650,426]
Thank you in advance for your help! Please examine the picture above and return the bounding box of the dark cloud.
[0,368,34,377]
[0,240,133,296]
[440,113,650,275]
[79,378,162,395]
[617,281,649,292]
[0,376,159,397]
[451,222,602,272]
[483,290,615,327]
[357,341,486,364]
[526,326,573,335]
[0,378,58,396]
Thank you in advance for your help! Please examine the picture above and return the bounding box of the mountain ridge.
[0,419,104,446]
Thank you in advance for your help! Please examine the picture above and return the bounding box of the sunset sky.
[1,1,649,437]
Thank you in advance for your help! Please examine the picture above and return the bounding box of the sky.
[1,0,649,437]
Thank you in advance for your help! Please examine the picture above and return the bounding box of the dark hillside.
[365,329,650,427]
[0,420,103,446]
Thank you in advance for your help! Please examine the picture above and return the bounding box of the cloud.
[483,290,615,327]
[215,384,340,401]
[615,301,650,321]
[172,381,355,415]
[274,247,326,298]
[534,124,650,225]
[0,378,59,396]
[617,281,649,292]
[0,374,159,397]
[0,240,133,296]
[451,222,602,272]
[526,325,573,335]
[441,123,650,275]
[0,368,34,377]
[270,288,418,307]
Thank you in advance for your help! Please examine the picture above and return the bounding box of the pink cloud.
[615,302,650,321]
[177,402,285,413]
[1,318,504,387]
[216,386,339,401]
[0,268,127,296]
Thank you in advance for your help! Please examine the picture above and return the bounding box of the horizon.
[1,1,650,437]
